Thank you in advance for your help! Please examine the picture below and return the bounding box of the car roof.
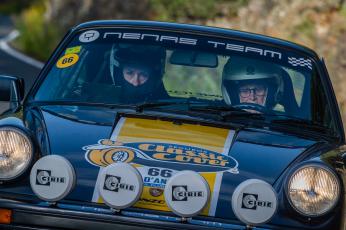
[74,20,320,59]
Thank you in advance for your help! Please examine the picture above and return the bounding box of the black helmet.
[110,44,167,103]
[111,45,166,83]
[222,56,283,108]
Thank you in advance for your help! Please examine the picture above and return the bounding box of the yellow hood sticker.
[84,117,237,216]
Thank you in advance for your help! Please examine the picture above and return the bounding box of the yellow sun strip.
[65,46,81,54]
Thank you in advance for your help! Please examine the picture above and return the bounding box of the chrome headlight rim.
[0,125,35,182]
[285,163,341,217]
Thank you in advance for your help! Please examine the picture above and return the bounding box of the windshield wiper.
[189,104,266,121]
[29,100,132,108]
[134,100,208,112]
[270,117,331,132]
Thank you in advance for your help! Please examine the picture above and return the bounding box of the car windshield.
[34,28,334,130]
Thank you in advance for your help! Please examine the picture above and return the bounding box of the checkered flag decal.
[288,57,312,70]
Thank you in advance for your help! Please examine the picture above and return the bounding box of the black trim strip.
[1,201,215,230]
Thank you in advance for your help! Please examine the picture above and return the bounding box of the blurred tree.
[44,0,151,31]
[150,0,217,22]
[14,1,61,61]
[0,0,35,14]
[149,0,249,22]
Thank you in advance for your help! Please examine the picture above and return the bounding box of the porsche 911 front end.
[0,20,344,230]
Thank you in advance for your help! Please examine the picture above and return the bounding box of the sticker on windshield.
[288,57,312,70]
[56,54,79,68]
[84,117,237,216]
[79,30,99,43]
[65,46,81,54]
[99,30,313,72]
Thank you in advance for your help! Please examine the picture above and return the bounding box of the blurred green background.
[1,0,346,123]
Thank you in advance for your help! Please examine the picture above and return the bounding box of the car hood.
[12,105,319,218]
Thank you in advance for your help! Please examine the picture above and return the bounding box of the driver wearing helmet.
[222,56,283,112]
[111,45,168,103]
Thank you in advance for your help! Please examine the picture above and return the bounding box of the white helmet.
[222,56,284,108]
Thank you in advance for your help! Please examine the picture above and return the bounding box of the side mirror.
[0,75,24,114]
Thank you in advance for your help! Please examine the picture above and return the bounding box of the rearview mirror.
[170,50,218,68]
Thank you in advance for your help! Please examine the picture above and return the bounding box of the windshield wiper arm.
[189,105,266,121]
[29,100,131,108]
[270,117,331,132]
[134,100,206,112]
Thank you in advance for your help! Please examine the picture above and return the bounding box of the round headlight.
[287,164,340,216]
[0,127,34,181]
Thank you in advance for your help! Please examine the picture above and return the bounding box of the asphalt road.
[0,14,41,95]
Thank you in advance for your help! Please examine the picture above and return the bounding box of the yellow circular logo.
[87,147,135,167]
[56,54,79,68]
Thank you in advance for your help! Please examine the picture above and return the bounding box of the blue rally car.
[0,20,345,230]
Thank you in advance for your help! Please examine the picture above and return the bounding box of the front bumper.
[0,198,270,230]
[1,197,342,230]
